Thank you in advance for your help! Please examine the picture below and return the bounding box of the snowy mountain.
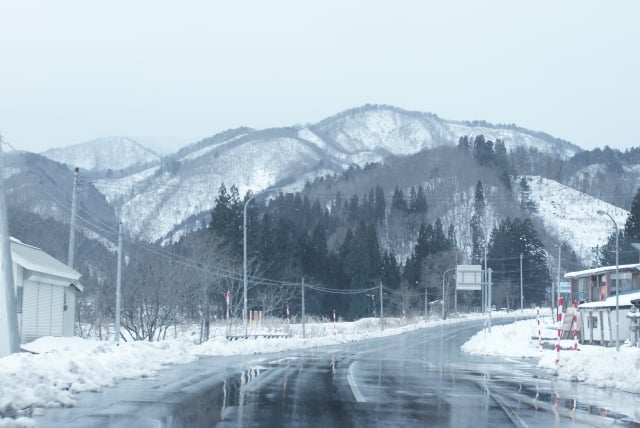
[91,105,582,242]
[42,137,161,172]
[518,175,628,265]
[312,105,581,160]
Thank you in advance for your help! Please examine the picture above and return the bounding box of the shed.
[10,238,83,343]
[578,290,640,346]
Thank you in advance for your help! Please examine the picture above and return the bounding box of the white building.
[578,290,640,346]
[10,238,83,343]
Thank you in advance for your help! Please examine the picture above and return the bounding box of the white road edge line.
[347,361,366,403]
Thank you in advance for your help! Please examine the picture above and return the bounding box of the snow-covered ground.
[461,312,640,394]
[2,309,639,427]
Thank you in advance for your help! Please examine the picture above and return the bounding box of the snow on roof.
[578,290,640,309]
[10,239,82,285]
[564,264,640,279]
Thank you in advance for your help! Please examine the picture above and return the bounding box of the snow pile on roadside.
[538,345,640,393]
[462,317,640,394]
[0,340,195,426]
[460,318,544,358]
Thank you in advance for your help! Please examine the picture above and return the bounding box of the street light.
[243,187,279,336]
[442,267,455,319]
[597,209,620,352]
[243,193,259,336]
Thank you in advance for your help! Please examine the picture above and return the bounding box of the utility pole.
[520,253,524,314]
[483,243,488,313]
[115,221,123,344]
[67,167,79,268]
[557,244,562,311]
[0,137,20,356]
[301,277,305,339]
[424,285,428,320]
[379,280,384,331]
[488,268,492,332]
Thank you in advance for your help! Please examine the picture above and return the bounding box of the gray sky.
[1,1,638,154]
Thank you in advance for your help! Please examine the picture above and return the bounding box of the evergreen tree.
[381,251,401,290]
[391,186,408,212]
[408,186,418,212]
[474,181,485,214]
[487,218,550,307]
[471,181,486,264]
[374,185,386,224]
[414,186,428,213]
[457,135,471,152]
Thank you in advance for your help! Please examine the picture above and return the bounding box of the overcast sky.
[1,1,638,154]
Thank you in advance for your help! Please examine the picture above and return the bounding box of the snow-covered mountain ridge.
[89,105,582,242]
[42,136,161,172]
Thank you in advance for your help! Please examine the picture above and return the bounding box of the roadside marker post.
[537,308,542,352]
[556,296,564,366]
[333,309,337,335]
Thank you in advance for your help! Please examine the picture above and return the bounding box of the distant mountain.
[311,105,581,160]
[42,137,161,172]
[90,105,582,242]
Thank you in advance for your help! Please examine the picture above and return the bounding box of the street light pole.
[597,210,620,352]
[243,193,259,336]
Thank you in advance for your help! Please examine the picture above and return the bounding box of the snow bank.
[462,315,640,394]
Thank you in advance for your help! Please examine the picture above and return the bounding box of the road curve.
[35,319,640,427]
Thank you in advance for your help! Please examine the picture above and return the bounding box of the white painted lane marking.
[347,361,366,403]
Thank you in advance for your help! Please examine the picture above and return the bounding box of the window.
[578,278,587,301]
[587,315,598,329]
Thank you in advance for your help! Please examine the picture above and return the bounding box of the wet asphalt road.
[35,319,640,427]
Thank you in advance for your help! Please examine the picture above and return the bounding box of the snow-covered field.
[2,309,639,427]
[461,314,640,393]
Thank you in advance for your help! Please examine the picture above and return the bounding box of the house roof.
[564,264,640,279]
[10,238,81,282]
[579,290,640,309]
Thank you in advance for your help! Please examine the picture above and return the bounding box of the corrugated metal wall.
[21,281,65,343]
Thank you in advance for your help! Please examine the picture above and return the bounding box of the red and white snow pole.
[333,309,337,335]
[537,307,542,352]
[572,300,579,351]
[555,296,564,366]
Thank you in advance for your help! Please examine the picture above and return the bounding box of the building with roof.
[10,238,83,343]
[564,264,640,303]
[564,243,640,346]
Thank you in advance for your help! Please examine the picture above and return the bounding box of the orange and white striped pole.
[555,296,564,366]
